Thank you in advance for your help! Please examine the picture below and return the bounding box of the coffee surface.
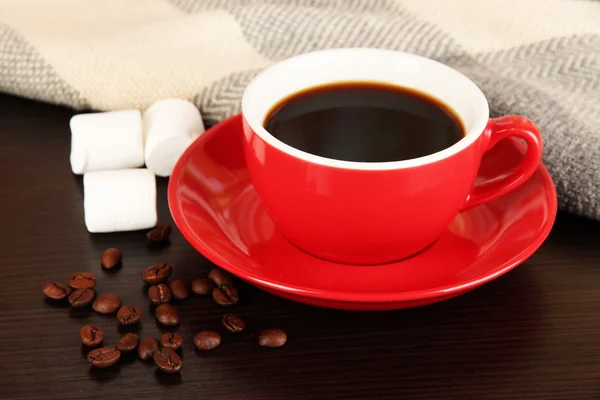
[264,82,464,162]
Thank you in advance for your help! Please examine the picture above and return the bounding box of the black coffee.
[264,82,464,162]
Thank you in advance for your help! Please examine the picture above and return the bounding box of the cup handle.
[462,115,543,211]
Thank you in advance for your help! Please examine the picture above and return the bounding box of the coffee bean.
[141,263,172,284]
[170,280,190,301]
[212,284,238,306]
[194,331,221,351]
[154,348,182,374]
[101,248,122,269]
[116,305,141,325]
[148,284,171,305]
[88,346,121,368]
[42,282,72,300]
[92,294,121,314]
[68,272,97,289]
[208,268,232,287]
[222,314,245,333]
[191,278,215,295]
[147,224,172,242]
[116,333,139,352]
[155,304,179,326]
[258,329,287,348]
[159,332,183,350]
[222,284,239,302]
[68,288,95,307]
[80,324,103,347]
[138,337,159,360]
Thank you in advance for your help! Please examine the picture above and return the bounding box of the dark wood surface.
[1,92,600,400]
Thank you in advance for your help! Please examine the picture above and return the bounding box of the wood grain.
[1,93,600,400]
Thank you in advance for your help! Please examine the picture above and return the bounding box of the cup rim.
[242,48,489,171]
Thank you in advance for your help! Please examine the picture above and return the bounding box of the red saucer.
[168,114,557,310]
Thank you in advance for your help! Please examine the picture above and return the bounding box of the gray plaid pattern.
[1,0,599,220]
[0,23,88,109]
[228,3,463,61]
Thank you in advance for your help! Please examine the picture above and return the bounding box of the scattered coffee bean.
[222,313,245,333]
[88,346,121,368]
[212,284,239,306]
[208,268,232,287]
[147,223,172,243]
[258,329,287,348]
[138,337,159,360]
[68,288,95,308]
[170,280,190,301]
[42,282,72,300]
[148,284,172,305]
[191,278,215,295]
[155,303,179,326]
[159,332,183,350]
[141,263,172,284]
[194,331,221,351]
[68,272,97,289]
[80,324,103,347]
[92,294,121,314]
[116,305,141,325]
[101,248,122,269]
[116,333,139,352]
[154,347,182,374]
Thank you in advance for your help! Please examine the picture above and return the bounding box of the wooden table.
[1,93,600,400]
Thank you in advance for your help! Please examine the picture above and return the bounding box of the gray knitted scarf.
[0,0,598,219]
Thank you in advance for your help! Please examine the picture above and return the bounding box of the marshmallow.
[70,110,144,174]
[143,98,205,177]
[83,169,157,233]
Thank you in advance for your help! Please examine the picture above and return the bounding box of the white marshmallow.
[143,98,205,177]
[83,169,157,233]
[70,110,144,174]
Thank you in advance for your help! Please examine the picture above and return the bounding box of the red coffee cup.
[242,48,543,265]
